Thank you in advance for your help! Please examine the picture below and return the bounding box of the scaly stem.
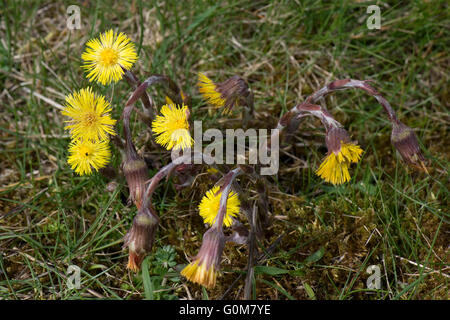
[126,74,184,108]
[264,79,401,154]
[142,152,216,209]
[213,168,242,230]
[122,69,155,118]
[301,79,400,124]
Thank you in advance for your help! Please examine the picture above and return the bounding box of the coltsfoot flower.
[180,228,225,288]
[198,73,250,113]
[82,29,138,85]
[316,127,363,185]
[62,87,116,142]
[151,104,193,151]
[199,186,240,227]
[67,139,111,175]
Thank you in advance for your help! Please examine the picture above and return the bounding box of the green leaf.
[254,266,290,276]
[303,282,316,300]
[289,268,305,277]
[305,247,324,264]
[259,279,295,300]
[141,258,154,300]
[202,286,209,300]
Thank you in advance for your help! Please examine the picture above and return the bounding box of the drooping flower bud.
[391,122,427,172]
[316,127,363,185]
[180,227,226,288]
[123,206,159,272]
[198,73,250,113]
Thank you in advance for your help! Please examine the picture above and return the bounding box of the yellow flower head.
[197,73,225,107]
[67,139,111,175]
[151,104,193,151]
[181,261,217,289]
[62,87,116,142]
[316,142,363,185]
[199,186,240,227]
[82,29,138,85]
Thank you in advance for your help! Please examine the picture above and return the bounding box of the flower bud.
[391,122,427,172]
[198,73,250,113]
[123,206,159,272]
[180,227,226,288]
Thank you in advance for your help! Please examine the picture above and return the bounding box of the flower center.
[83,112,98,126]
[169,122,188,139]
[213,201,220,213]
[78,145,92,159]
[100,48,119,66]
[173,120,187,130]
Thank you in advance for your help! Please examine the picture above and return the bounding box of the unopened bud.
[391,122,427,172]
[123,206,159,272]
